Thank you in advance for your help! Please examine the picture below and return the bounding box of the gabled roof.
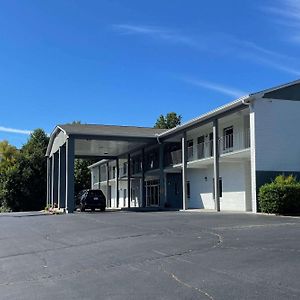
[251,78,300,98]
[46,124,166,157]
[58,124,166,138]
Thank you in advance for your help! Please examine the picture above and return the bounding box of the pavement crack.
[162,268,214,300]
[206,231,224,248]
[214,222,299,231]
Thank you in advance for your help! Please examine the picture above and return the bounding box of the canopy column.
[182,132,188,210]
[51,152,59,207]
[65,138,75,213]
[106,161,110,207]
[115,158,119,208]
[127,154,131,208]
[46,157,51,207]
[159,143,165,208]
[58,145,66,209]
[213,119,220,212]
[141,148,146,208]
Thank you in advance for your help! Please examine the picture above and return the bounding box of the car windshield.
[88,190,104,197]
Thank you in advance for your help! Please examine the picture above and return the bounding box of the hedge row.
[259,176,300,214]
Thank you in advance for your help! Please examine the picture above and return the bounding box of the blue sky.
[1,0,300,147]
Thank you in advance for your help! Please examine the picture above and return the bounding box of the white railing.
[197,140,213,159]
[170,149,182,165]
[219,128,250,155]
[187,146,193,160]
[169,129,250,165]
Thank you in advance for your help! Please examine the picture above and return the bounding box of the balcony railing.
[170,149,182,165]
[169,129,250,165]
[197,140,213,159]
[218,129,250,155]
[187,146,193,160]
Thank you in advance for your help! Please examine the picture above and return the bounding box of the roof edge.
[158,94,251,139]
[250,78,300,98]
[45,126,69,157]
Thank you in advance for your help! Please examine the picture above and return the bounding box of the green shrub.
[259,175,300,214]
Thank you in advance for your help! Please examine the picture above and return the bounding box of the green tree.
[154,112,182,129]
[74,159,96,194]
[0,129,49,211]
[0,140,19,173]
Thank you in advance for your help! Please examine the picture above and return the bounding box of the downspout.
[242,95,257,213]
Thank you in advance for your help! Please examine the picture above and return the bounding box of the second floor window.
[223,126,233,150]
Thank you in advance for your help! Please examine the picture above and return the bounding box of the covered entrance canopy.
[45,124,165,213]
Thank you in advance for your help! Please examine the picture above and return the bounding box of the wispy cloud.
[229,38,300,76]
[263,0,300,42]
[112,24,201,48]
[112,24,300,76]
[182,78,247,98]
[0,126,32,135]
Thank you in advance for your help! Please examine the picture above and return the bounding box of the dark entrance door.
[166,173,183,209]
[146,180,160,206]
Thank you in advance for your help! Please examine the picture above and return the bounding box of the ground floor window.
[187,181,190,198]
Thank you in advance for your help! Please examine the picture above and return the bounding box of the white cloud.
[263,0,300,42]
[0,126,32,135]
[112,24,201,48]
[182,78,247,98]
[233,39,300,76]
[112,24,300,76]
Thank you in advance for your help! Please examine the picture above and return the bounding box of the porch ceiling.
[47,124,166,158]
[74,139,148,158]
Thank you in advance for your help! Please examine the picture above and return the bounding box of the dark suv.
[76,189,106,212]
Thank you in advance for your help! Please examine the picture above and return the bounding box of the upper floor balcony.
[168,128,250,166]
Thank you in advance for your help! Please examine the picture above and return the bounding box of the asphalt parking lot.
[0,210,299,300]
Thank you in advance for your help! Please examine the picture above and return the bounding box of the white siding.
[254,98,300,172]
[187,161,251,211]
[50,131,67,156]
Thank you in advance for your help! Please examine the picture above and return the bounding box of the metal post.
[116,158,119,208]
[58,145,66,209]
[90,168,94,189]
[65,138,75,213]
[46,157,51,207]
[182,132,188,210]
[159,143,165,208]
[106,161,110,208]
[98,165,101,190]
[141,148,146,207]
[127,153,131,208]
[52,152,59,208]
[213,119,220,212]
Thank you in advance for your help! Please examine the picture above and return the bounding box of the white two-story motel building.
[46,80,300,213]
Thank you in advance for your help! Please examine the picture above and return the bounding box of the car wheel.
[80,205,85,212]
[100,207,106,212]
[91,208,95,211]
